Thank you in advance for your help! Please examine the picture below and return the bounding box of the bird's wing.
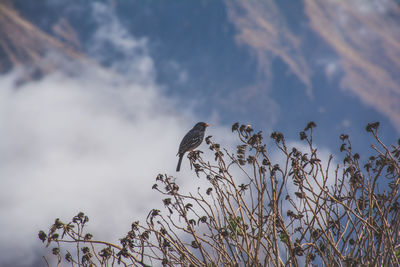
[178,130,201,153]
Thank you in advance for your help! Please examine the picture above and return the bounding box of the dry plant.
[39,122,400,266]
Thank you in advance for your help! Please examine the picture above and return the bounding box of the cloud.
[0,67,171,266]
[0,3,229,266]
[88,2,155,82]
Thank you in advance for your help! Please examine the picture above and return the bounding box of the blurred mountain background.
[2,0,399,143]
[0,0,86,79]
[0,0,399,266]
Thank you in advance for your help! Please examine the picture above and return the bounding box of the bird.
[176,122,209,172]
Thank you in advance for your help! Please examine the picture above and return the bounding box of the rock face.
[0,0,84,79]
[227,0,400,133]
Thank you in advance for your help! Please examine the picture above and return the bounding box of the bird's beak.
[205,123,210,127]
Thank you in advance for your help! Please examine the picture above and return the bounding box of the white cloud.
[89,2,155,83]
[0,3,229,266]
[350,0,392,15]
[315,57,341,80]
[0,67,175,266]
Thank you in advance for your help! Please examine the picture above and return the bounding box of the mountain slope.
[0,1,85,78]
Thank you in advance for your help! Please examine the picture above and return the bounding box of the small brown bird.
[176,122,209,172]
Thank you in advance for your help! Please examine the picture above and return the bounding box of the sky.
[1,0,399,266]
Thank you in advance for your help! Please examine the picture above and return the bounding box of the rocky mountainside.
[0,0,85,79]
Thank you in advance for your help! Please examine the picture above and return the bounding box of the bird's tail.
[176,154,184,172]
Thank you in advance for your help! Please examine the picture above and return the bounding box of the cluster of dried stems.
[39,122,400,267]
